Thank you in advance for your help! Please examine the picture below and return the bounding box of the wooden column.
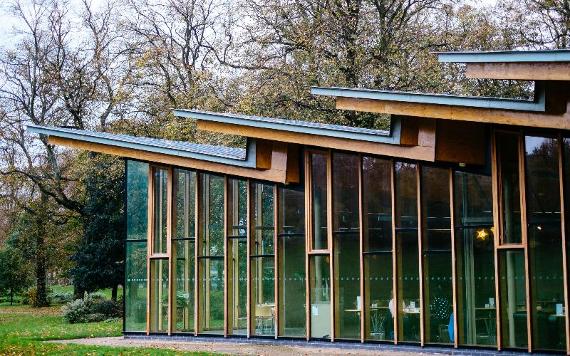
[167,167,174,335]
[274,185,279,339]
[358,154,365,343]
[223,176,229,337]
[490,130,502,350]
[304,151,311,341]
[449,168,458,348]
[194,172,201,336]
[558,134,570,356]
[327,150,335,342]
[391,160,398,345]
[246,179,252,338]
[146,166,154,335]
[417,164,425,347]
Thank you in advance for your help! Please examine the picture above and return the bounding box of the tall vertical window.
[454,171,495,347]
[150,258,169,332]
[172,169,196,333]
[125,160,148,332]
[198,173,225,334]
[310,152,328,250]
[332,153,360,340]
[499,249,527,349]
[395,162,420,343]
[310,255,331,339]
[251,182,275,336]
[278,186,306,337]
[227,178,247,335]
[362,156,393,341]
[153,168,168,254]
[421,166,453,345]
[525,136,565,351]
[496,132,522,244]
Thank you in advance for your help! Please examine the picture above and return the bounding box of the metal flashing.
[26,125,257,168]
[437,49,570,63]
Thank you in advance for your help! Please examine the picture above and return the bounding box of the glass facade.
[125,134,569,351]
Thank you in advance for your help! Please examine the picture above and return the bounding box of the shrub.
[50,291,74,304]
[62,293,121,324]
[22,287,52,306]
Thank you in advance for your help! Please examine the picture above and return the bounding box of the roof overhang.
[26,125,300,184]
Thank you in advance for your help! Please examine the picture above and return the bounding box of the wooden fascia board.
[336,96,570,130]
[466,62,570,81]
[196,119,436,162]
[48,136,298,184]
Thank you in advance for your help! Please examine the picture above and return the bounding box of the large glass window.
[422,166,453,345]
[198,173,225,334]
[251,182,275,336]
[310,255,331,339]
[496,132,522,244]
[362,157,393,341]
[153,168,168,254]
[172,169,196,333]
[499,249,528,349]
[395,162,420,343]
[310,152,328,250]
[150,258,169,332]
[227,178,247,335]
[332,153,360,340]
[525,136,565,351]
[125,160,149,332]
[277,186,306,337]
[454,171,496,347]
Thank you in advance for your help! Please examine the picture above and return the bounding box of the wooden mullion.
[490,129,502,350]
[167,167,174,335]
[327,150,335,342]
[246,179,252,338]
[358,154,365,343]
[449,168,458,348]
[391,160,398,345]
[273,184,279,339]
[518,133,533,352]
[146,166,154,335]
[417,164,425,347]
[194,172,201,336]
[304,150,311,341]
[223,176,229,337]
[557,134,570,356]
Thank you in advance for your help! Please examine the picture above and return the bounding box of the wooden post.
[417,164,425,347]
[490,129,502,350]
[327,150,335,342]
[274,185,279,339]
[304,151,311,341]
[223,176,229,337]
[358,155,365,343]
[449,168,458,348]
[391,160,398,345]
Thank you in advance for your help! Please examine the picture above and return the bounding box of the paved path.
[53,336,437,355]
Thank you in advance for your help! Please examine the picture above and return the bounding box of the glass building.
[29,50,570,353]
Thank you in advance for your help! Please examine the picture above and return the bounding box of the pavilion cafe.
[28,50,570,353]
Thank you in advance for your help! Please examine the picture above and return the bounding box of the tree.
[0,246,31,305]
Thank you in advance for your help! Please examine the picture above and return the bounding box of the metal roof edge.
[173,109,401,145]
[310,86,545,112]
[436,49,570,63]
[26,125,257,168]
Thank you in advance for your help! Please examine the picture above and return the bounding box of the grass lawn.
[0,304,214,355]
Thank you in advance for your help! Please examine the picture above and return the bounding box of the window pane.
[199,258,224,334]
[497,132,522,244]
[153,168,168,254]
[395,162,420,343]
[150,258,169,333]
[175,169,196,239]
[228,178,247,335]
[525,136,565,351]
[252,257,275,336]
[310,255,331,339]
[332,153,360,340]
[422,166,453,345]
[278,187,306,337]
[454,171,496,347]
[201,174,224,257]
[311,153,328,250]
[363,156,393,341]
[127,160,148,241]
[173,239,194,333]
[125,241,147,332]
[252,183,274,255]
[499,249,527,349]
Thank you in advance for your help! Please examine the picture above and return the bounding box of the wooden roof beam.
[465,62,570,81]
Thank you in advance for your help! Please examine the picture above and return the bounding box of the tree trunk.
[10,288,14,305]
[112,284,118,302]
[34,192,50,307]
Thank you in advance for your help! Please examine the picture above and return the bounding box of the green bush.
[49,291,74,304]
[62,293,121,324]
[22,287,52,306]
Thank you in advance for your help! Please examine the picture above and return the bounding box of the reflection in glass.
[496,132,522,244]
[278,187,306,337]
[251,182,275,336]
[454,171,495,346]
[311,153,328,250]
[332,153,361,340]
[362,157,393,341]
[153,168,168,253]
[150,258,169,332]
[310,255,331,339]
[127,160,148,241]
[172,169,196,333]
[499,250,527,349]
[227,179,247,335]
[199,173,225,334]
[525,136,565,351]
[422,166,453,344]
[395,162,420,342]
[125,241,147,332]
